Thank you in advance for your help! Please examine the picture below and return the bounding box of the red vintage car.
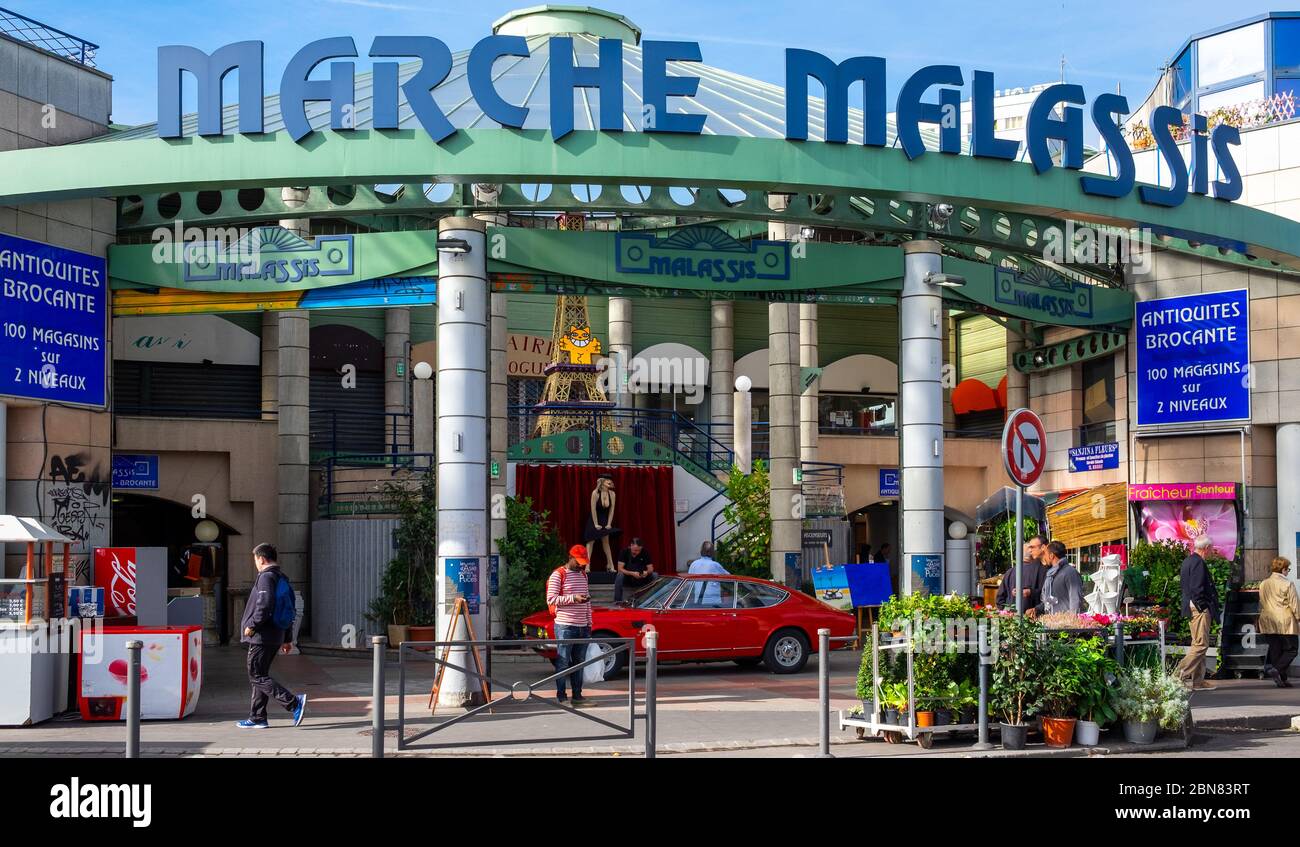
[521,574,855,675]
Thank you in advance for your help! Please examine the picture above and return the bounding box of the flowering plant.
[1112,666,1189,729]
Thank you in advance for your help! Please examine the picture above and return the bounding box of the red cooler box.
[78,626,202,720]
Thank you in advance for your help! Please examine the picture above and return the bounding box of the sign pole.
[1002,408,1045,618]
[1015,485,1024,617]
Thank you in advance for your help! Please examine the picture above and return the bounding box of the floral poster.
[1137,500,1238,561]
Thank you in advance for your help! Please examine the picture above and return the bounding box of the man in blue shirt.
[688,541,729,576]
[688,542,729,606]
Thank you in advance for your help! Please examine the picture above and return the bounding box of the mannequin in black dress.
[584,475,619,572]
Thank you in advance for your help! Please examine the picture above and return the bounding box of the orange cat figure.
[558,324,602,365]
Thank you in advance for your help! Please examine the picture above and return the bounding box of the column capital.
[902,239,944,255]
[438,216,487,234]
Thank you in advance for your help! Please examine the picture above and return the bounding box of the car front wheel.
[763,629,809,674]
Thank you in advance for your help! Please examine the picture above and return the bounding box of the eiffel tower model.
[533,294,615,436]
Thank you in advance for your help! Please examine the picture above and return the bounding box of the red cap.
[569,544,590,565]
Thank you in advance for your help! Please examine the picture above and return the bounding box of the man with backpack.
[237,543,308,729]
[546,545,593,707]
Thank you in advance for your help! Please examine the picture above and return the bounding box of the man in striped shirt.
[548,544,594,706]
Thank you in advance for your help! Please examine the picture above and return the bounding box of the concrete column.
[384,308,411,455]
[1006,326,1028,413]
[277,310,311,590]
[260,312,279,421]
[710,301,735,444]
[733,384,753,474]
[489,292,508,638]
[436,217,489,706]
[768,302,801,587]
[279,188,311,238]
[413,375,434,456]
[608,297,633,409]
[899,241,945,596]
[941,310,956,432]
[1279,423,1300,585]
[800,303,819,463]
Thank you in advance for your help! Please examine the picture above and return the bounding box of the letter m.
[785,49,885,145]
[158,42,265,138]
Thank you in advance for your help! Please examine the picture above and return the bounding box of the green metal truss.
[5,129,1299,276]
[1013,332,1129,374]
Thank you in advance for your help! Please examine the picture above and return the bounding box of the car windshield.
[630,577,680,609]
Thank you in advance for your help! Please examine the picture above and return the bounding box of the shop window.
[508,376,545,445]
[1275,18,1300,74]
[1079,357,1115,446]
[819,393,896,435]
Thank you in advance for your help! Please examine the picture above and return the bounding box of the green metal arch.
[7,128,1300,271]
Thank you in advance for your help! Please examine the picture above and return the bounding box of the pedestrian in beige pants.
[1176,535,1219,690]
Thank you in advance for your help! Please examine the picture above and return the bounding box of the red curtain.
[513,465,679,574]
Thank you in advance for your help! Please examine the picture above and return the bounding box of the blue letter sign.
[1135,289,1250,426]
[0,234,106,407]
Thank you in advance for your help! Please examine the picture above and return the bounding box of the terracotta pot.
[1042,716,1077,748]
[916,710,935,728]
[407,625,437,646]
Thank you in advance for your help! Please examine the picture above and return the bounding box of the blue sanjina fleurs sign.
[158,36,1241,209]
[1068,442,1119,473]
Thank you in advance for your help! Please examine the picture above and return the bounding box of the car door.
[653,579,737,658]
[733,581,790,655]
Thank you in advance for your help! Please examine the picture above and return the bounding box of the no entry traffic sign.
[1001,408,1046,488]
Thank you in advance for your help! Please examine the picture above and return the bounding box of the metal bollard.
[971,622,993,751]
[1159,619,1167,668]
[1114,619,1125,668]
[644,629,658,759]
[372,636,387,758]
[125,640,142,758]
[817,629,833,758]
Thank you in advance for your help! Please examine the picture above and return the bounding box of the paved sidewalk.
[0,645,1294,757]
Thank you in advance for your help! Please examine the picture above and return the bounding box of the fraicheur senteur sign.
[1135,289,1250,426]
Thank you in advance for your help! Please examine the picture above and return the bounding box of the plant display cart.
[839,624,982,749]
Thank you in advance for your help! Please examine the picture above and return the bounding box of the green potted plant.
[932,680,959,726]
[1038,636,1085,748]
[1113,665,1190,744]
[991,614,1045,750]
[855,649,879,718]
[1074,636,1119,746]
[955,679,980,725]
[882,681,908,726]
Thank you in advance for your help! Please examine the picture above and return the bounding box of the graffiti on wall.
[44,452,110,555]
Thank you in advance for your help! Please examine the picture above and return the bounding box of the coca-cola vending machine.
[92,547,167,626]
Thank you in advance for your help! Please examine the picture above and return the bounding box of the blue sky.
[12,0,1271,126]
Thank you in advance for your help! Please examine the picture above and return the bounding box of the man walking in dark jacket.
[1177,535,1220,691]
[237,543,308,728]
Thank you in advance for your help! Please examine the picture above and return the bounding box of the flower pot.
[861,699,876,719]
[999,722,1028,750]
[916,710,935,728]
[1122,719,1159,745]
[884,707,901,726]
[934,708,953,726]
[1076,719,1102,747]
[407,625,437,648]
[386,624,410,648]
[1041,716,1077,748]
